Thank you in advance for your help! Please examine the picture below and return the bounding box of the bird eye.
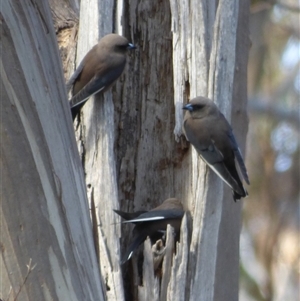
[194,104,204,110]
[116,44,128,50]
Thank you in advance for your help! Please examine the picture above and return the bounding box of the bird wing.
[66,60,85,93]
[196,139,241,189]
[121,209,184,224]
[113,209,148,221]
[121,226,149,264]
[227,131,250,184]
[69,62,125,109]
[120,212,183,263]
[69,73,107,108]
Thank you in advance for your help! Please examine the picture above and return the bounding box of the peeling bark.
[1,1,104,300]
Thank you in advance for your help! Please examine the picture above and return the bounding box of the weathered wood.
[0,1,105,300]
[71,1,125,300]
[166,215,189,301]
[138,238,159,301]
[160,225,175,301]
[72,0,179,300]
[170,0,215,140]
[67,0,249,300]
[0,0,250,300]
[187,1,240,301]
[214,1,250,300]
[169,1,242,300]
[48,0,79,82]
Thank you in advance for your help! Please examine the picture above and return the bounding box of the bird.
[114,198,184,264]
[182,96,250,201]
[67,33,136,120]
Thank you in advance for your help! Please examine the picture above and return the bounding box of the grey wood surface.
[1,1,105,300]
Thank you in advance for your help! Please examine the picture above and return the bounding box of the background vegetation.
[241,1,299,300]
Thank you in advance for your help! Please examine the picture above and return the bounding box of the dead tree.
[1,1,104,300]
[70,0,250,300]
[1,0,250,300]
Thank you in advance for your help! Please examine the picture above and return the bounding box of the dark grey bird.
[182,96,250,201]
[67,33,136,120]
[114,198,184,264]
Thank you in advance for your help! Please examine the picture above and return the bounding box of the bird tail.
[232,187,248,202]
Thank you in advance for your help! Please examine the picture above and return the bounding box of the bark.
[72,1,180,300]
[214,1,250,300]
[71,0,250,299]
[48,0,79,81]
[0,1,105,300]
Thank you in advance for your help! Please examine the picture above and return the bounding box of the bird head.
[100,34,136,54]
[183,96,217,118]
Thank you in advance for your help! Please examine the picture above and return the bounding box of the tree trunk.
[1,0,250,300]
[0,1,105,300]
[73,0,250,301]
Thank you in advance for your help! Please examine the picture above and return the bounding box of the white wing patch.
[122,216,165,224]
[127,251,133,261]
[200,155,234,189]
[71,86,106,108]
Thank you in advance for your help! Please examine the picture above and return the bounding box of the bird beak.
[127,43,137,50]
[182,104,193,111]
